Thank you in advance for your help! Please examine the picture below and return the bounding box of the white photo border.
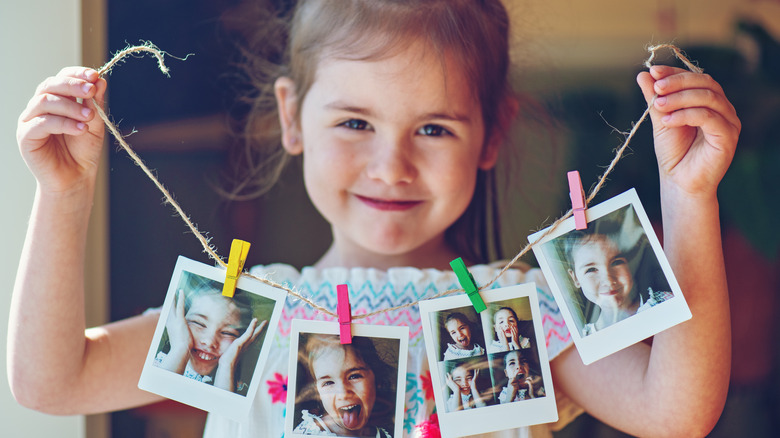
[529,188,691,365]
[138,255,287,422]
[419,283,558,437]
[285,320,409,438]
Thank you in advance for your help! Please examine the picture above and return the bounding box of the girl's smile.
[354,194,423,212]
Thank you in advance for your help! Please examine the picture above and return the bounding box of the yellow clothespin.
[222,239,251,297]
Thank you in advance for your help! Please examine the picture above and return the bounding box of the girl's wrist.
[35,178,97,215]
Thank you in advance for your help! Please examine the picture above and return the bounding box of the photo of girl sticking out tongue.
[294,334,398,437]
[153,273,269,395]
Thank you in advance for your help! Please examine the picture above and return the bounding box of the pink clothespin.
[337,284,352,344]
[568,171,588,230]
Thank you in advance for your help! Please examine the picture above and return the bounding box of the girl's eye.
[341,119,370,130]
[417,124,450,137]
[348,372,364,381]
[187,320,205,328]
[611,258,627,267]
[584,267,597,274]
[320,380,334,388]
[221,331,239,338]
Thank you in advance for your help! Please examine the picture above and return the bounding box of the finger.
[252,320,268,341]
[21,92,95,126]
[17,115,88,147]
[34,68,102,102]
[659,107,740,152]
[649,66,725,97]
[177,289,186,317]
[652,88,740,131]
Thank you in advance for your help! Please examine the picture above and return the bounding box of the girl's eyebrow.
[316,366,370,381]
[324,100,472,124]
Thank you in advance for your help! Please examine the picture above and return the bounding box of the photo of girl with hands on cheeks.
[486,305,531,353]
[152,271,272,396]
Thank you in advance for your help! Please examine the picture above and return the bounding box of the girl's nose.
[365,134,417,185]
[198,329,219,351]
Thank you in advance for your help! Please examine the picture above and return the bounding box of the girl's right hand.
[17,67,107,193]
[165,290,193,356]
[445,373,459,394]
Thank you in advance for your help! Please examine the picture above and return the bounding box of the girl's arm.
[8,67,164,414]
[551,65,739,437]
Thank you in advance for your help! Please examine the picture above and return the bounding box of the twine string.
[94,43,701,320]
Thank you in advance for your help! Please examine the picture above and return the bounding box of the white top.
[202,263,579,438]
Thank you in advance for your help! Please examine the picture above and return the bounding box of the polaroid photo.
[419,283,558,437]
[529,188,691,365]
[138,255,286,421]
[285,320,409,438]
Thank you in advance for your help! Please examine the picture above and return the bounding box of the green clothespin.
[450,257,486,313]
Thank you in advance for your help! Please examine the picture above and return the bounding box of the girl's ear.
[567,269,581,288]
[274,76,303,155]
[478,96,519,170]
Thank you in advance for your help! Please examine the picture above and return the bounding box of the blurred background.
[1,0,779,437]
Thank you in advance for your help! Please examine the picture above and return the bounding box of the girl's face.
[311,347,377,435]
[451,366,473,395]
[185,294,243,376]
[494,309,518,339]
[504,351,529,381]
[568,235,635,310]
[277,41,499,267]
[445,318,473,350]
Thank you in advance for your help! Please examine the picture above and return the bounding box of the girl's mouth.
[191,349,217,362]
[338,404,363,430]
[355,194,422,211]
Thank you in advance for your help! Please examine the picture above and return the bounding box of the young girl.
[444,359,490,411]
[487,306,532,353]
[294,334,395,437]
[10,0,739,436]
[497,350,545,404]
[442,312,485,361]
[153,277,267,394]
[563,216,674,336]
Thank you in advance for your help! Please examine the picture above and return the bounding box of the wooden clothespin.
[337,284,352,344]
[222,239,251,297]
[450,257,486,313]
[568,171,588,230]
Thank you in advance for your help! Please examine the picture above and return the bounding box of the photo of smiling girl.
[293,333,399,437]
[152,271,272,395]
[555,204,673,336]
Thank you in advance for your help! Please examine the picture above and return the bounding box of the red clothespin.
[450,257,487,313]
[337,284,352,344]
[567,171,588,230]
[222,239,251,297]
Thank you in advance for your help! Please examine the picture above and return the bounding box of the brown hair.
[225,0,516,263]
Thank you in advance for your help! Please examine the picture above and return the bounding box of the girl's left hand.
[469,368,480,392]
[637,65,740,196]
[214,318,267,391]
